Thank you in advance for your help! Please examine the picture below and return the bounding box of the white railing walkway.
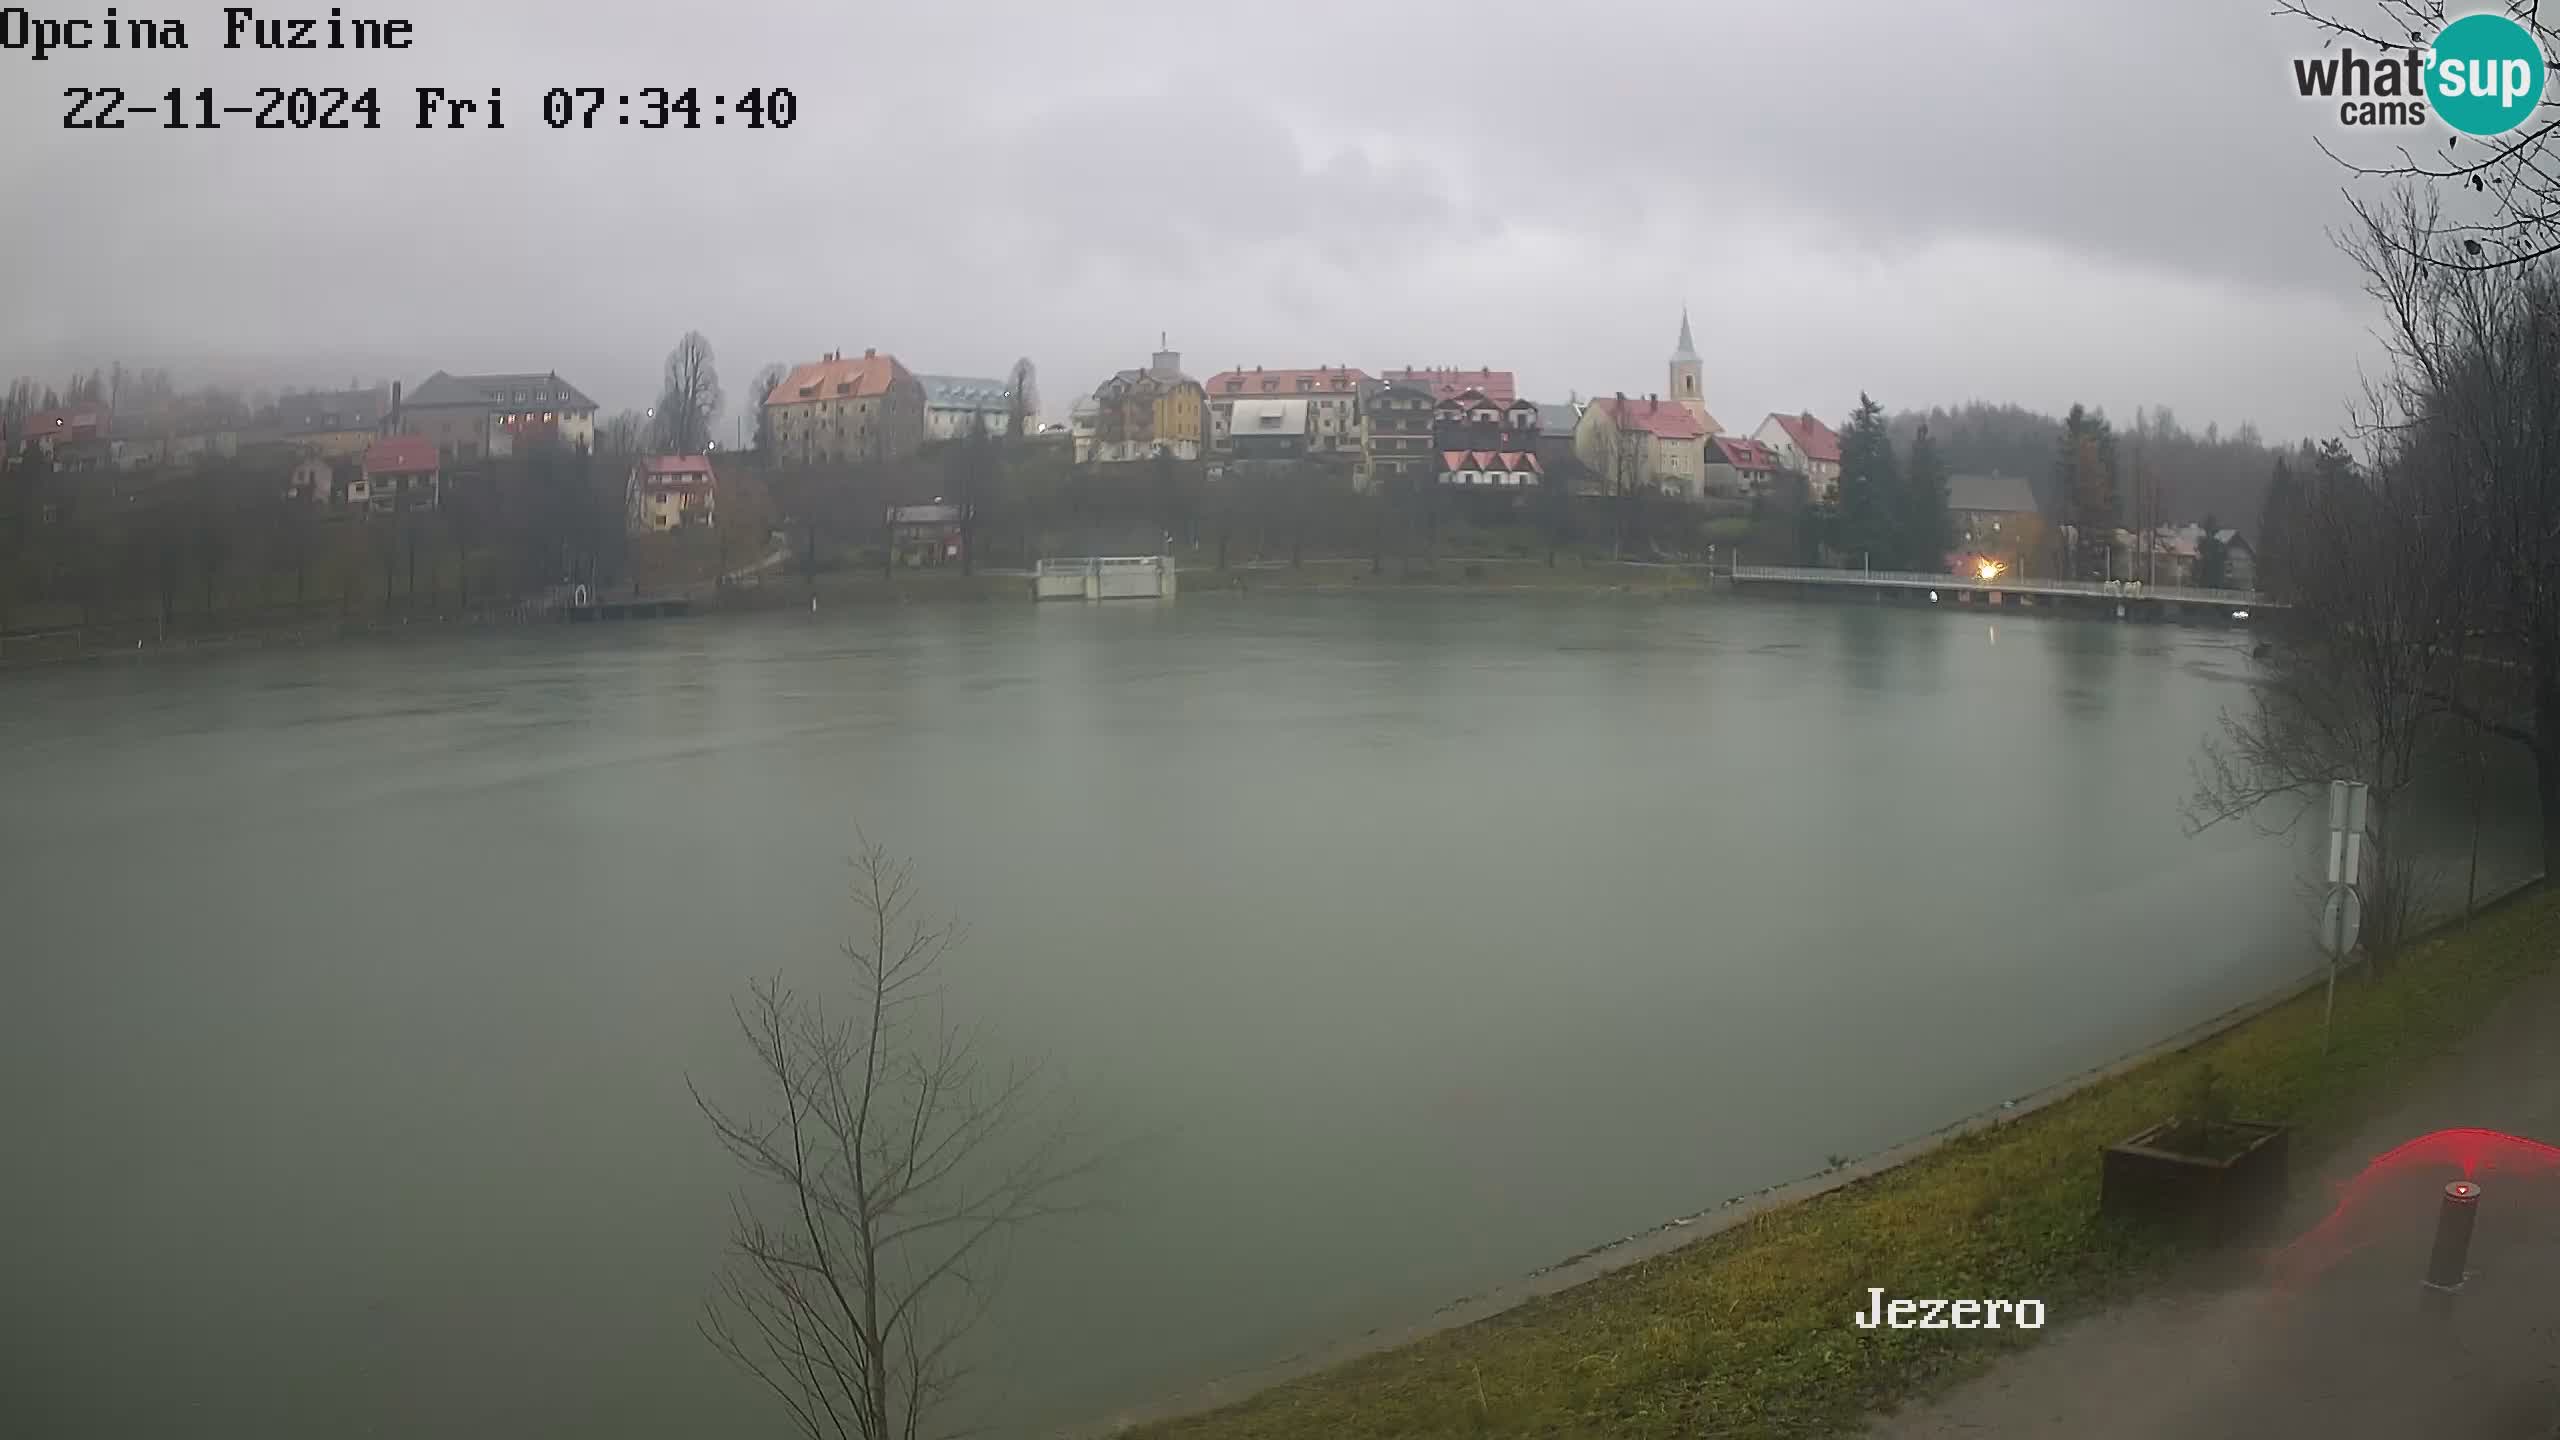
[1729,563,2271,608]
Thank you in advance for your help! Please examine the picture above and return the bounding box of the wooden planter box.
[2100,1120,2290,1239]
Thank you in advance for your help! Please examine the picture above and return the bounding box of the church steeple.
[1670,306,1706,426]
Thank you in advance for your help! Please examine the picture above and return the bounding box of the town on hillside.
[0,314,2284,643]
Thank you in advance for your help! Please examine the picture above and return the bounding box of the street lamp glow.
[1975,558,2005,581]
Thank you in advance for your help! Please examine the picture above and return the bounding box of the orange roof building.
[763,348,927,464]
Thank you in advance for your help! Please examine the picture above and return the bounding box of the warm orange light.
[1975,558,2005,581]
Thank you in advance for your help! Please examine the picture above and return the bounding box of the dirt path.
[1866,954,2560,1439]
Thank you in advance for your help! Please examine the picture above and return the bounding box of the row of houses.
[1047,314,1850,506]
[16,326,2144,563]
[7,368,730,540]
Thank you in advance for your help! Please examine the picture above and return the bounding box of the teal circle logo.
[2429,13,2548,136]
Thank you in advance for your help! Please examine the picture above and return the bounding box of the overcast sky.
[0,0,2425,440]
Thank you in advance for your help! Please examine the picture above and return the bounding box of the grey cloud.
[0,0,2402,439]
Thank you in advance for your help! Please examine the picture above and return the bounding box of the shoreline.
[0,563,1711,672]
[0,558,2237,676]
[1095,874,2549,1439]
[1077,970,2325,1436]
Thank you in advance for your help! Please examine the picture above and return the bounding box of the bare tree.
[2188,186,2560,945]
[2185,440,2461,955]
[1609,395,1642,561]
[598,410,652,459]
[2347,188,2560,869]
[693,841,1094,1440]
[656,331,725,456]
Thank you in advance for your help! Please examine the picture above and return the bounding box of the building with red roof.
[627,454,718,535]
[1381,367,1516,404]
[1753,411,1844,498]
[21,408,112,469]
[1438,447,1543,489]
[352,435,442,513]
[1202,365,1370,471]
[1429,389,1545,491]
[1573,393,1712,499]
[24,408,107,446]
[1703,434,1782,497]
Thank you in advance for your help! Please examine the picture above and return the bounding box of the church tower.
[1669,307,1706,427]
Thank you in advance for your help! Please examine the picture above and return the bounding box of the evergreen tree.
[1899,421,1951,570]
[2198,512,2228,589]
[1537,454,1578,567]
[1834,393,1899,567]
[2257,454,2299,598]
[2055,403,2118,577]
[748,363,787,452]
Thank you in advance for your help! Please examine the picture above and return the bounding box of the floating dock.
[1034,556,1178,602]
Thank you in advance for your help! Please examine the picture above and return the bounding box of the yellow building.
[1087,338,1205,464]
[627,455,718,535]
[1574,394,1712,499]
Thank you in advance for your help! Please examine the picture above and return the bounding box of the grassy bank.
[1132,888,2560,1440]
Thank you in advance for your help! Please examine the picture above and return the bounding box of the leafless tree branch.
[692,839,1097,1440]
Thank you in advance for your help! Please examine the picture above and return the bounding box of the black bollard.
[2423,1180,2481,1304]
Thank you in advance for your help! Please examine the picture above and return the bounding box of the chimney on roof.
[864,348,876,359]
[390,381,402,433]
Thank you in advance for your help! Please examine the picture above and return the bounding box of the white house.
[286,455,336,503]
[918,374,1016,442]
[1439,448,1542,488]
[1753,412,1843,499]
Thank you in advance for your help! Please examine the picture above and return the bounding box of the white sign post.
[2322,779,2369,1053]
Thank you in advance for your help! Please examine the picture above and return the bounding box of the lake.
[2,591,2537,1436]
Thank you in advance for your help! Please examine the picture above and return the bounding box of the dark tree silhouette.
[655,332,724,456]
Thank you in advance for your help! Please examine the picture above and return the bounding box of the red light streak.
[2267,1128,2560,1293]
